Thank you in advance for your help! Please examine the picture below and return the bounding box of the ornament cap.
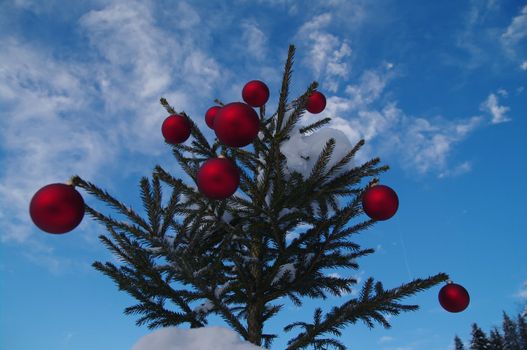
[446,280,453,284]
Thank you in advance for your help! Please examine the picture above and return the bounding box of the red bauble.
[306,90,326,114]
[213,102,259,147]
[205,106,221,130]
[197,158,240,200]
[438,282,470,313]
[242,80,270,107]
[162,114,191,144]
[361,184,399,220]
[29,183,85,234]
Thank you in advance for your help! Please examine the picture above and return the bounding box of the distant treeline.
[454,312,527,350]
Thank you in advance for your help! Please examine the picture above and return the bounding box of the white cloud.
[62,331,75,345]
[312,66,484,177]
[79,2,176,100]
[402,115,482,175]
[480,92,511,124]
[502,5,527,46]
[344,67,394,111]
[438,161,472,178]
[78,1,222,152]
[241,20,268,60]
[521,61,527,70]
[379,335,394,344]
[451,0,498,69]
[296,13,352,92]
[516,281,527,317]
[0,1,228,275]
[0,37,116,244]
[171,1,201,29]
[497,88,508,97]
[250,0,299,15]
[517,280,527,299]
[131,326,263,350]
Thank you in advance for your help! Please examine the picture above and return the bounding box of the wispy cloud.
[521,60,527,70]
[240,20,268,61]
[517,280,527,299]
[295,13,352,92]
[501,5,527,48]
[378,335,394,344]
[0,1,228,276]
[443,0,500,71]
[438,161,472,178]
[62,331,75,345]
[306,64,484,178]
[0,37,114,244]
[480,92,511,124]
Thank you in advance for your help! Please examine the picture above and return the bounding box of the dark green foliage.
[503,312,521,350]
[518,315,527,350]
[456,312,527,350]
[455,335,466,350]
[71,44,448,349]
[471,323,490,350]
[489,327,504,350]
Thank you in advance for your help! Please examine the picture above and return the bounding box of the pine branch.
[326,139,365,177]
[299,117,332,135]
[279,81,318,140]
[276,44,295,134]
[170,146,198,183]
[284,273,449,350]
[140,176,162,235]
[70,175,151,234]
[306,138,336,186]
[160,98,213,153]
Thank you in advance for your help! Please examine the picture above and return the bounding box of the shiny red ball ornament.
[205,106,221,130]
[29,183,85,234]
[438,281,470,313]
[242,80,270,107]
[197,158,240,200]
[306,90,326,114]
[213,102,259,147]
[361,184,399,220]
[162,114,191,144]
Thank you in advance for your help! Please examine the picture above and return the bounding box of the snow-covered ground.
[132,326,264,350]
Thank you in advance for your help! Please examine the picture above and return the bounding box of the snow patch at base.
[131,326,264,350]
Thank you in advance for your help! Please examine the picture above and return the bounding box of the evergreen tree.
[517,315,527,350]
[471,323,490,350]
[455,335,466,350]
[489,327,504,350]
[503,312,521,350]
[69,44,448,349]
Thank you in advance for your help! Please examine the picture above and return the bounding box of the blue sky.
[1,0,527,349]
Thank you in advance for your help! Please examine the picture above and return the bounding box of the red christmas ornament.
[438,281,470,313]
[242,80,270,107]
[162,114,191,144]
[29,183,85,234]
[197,158,240,200]
[306,90,326,114]
[213,102,259,147]
[205,106,221,130]
[361,184,399,220]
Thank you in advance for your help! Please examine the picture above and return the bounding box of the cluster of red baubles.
[29,78,469,314]
[161,80,327,200]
